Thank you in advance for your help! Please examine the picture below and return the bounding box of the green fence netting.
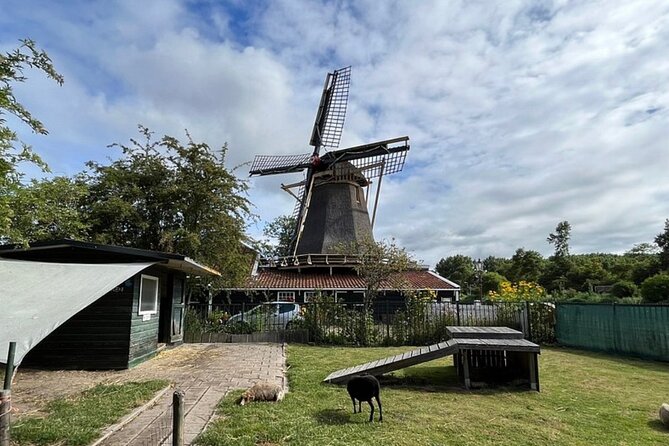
[556,303,669,362]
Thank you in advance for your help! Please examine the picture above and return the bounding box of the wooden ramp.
[323,339,459,384]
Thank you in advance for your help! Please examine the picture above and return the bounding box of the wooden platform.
[445,326,525,340]
[324,326,541,391]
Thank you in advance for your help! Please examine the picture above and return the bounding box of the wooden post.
[524,301,532,341]
[0,390,10,446]
[172,390,185,446]
[528,353,540,392]
[462,350,471,389]
[3,342,16,391]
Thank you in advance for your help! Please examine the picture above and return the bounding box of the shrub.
[641,273,669,303]
[610,281,637,298]
[488,281,547,302]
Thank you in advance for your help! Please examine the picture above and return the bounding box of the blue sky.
[2,0,669,265]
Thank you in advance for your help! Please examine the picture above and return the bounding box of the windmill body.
[250,67,409,257]
[296,161,373,254]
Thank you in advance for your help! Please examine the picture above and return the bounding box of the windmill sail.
[310,66,351,151]
[249,153,312,176]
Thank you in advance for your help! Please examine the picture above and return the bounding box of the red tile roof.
[241,269,459,290]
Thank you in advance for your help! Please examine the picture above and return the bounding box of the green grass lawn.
[196,345,669,446]
[10,380,168,446]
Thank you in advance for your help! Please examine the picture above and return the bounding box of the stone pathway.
[92,343,286,446]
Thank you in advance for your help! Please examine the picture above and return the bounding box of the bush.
[641,273,669,303]
[551,290,605,303]
[488,281,547,302]
[610,281,637,298]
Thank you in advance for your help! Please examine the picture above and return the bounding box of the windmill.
[250,66,409,256]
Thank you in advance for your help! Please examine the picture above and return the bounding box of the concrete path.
[95,343,286,446]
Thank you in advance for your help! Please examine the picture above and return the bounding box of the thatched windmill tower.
[250,67,409,255]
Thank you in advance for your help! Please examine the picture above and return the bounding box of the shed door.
[170,277,185,342]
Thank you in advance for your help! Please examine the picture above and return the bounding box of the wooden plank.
[324,340,460,383]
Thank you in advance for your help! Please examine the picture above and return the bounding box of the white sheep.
[239,382,285,406]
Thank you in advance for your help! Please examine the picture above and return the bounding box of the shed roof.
[234,268,459,291]
[0,239,219,276]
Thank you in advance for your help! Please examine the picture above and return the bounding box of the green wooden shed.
[0,239,219,369]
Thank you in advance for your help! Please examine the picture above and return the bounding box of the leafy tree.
[655,219,669,271]
[82,126,254,287]
[435,255,474,288]
[626,242,660,255]
[547,220,571,257]
[5,176,88,243]
[640,273,669,303]
[509,248,544,282]
[630,255,661,285]
[564,256,614,291]
[481,271,506,295]
[482,256,512,278]
[610,280,637,298]
[1,39,63,242]
[261,214,296,258]
[338,237,415,307]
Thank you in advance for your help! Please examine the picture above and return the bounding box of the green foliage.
[488,280,547,302]
[435,254,474,287]
[337,237,415,305]
[509,248,545,282]
[610,280,637,298]
[301,293,378,346]
[655,219,669,271]
[481,271,506,294]
[81,126,254,287]
[261,214,296,257]
[392,291,456,345]
[3,176,89,244]
[547,220,571,257]
[11,380,167,446]
[482,255,512,278]
[640,273,669,303]
[1,39,63,242]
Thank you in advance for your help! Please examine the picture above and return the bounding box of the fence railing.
[186,300,556,346]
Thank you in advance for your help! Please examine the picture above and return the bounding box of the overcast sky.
[2,0,668,266]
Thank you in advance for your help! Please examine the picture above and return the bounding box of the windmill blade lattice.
[249,153,312,176]
[310,66,351,150]
[320,136,410,180]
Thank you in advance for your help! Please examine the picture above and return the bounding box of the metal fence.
[556,303,669,362]
[186,300,556,346]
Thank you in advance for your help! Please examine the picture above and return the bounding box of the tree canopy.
[261,214,296,258]
[655,219,669,271]
[337,237,416,306]
[1,39,63,243]
[547,220,571,258]
[80,126,254,286]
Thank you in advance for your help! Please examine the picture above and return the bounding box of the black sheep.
[346,374,382,422]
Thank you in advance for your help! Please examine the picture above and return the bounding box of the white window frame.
[277,291,295,302]
[138,274,159,315]
[304,291,316,303]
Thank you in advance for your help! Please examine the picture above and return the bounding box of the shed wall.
[22,281,133,369]
[128,266,166,367]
